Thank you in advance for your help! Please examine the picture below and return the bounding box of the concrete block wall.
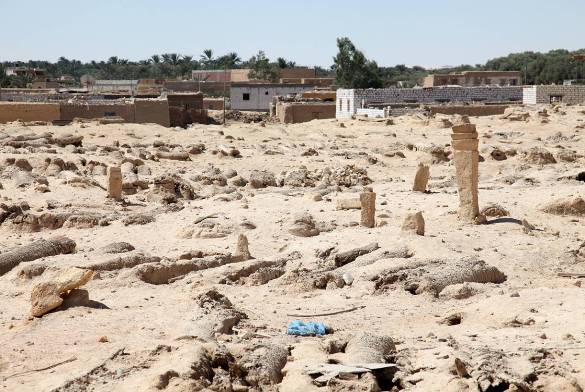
[336,87,523,118]
[523,85,585,104]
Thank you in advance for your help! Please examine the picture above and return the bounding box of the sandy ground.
[0,105,585,391]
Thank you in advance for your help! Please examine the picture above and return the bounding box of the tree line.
[2,40,585,89]
[0,49,318,88]
[333,39,585,88]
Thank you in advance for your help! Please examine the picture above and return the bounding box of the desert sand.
[1,105,585,391]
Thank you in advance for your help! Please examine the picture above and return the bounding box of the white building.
[336,86,524,119]
[230,83,314,111]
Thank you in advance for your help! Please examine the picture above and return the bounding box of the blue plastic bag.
[287,320,328,336]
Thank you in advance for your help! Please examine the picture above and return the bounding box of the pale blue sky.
[1,0,583,68]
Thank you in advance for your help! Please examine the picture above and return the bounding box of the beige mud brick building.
[423,71,521,87]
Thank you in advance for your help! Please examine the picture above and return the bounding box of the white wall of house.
[230,84,314,111]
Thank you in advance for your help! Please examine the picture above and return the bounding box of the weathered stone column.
[234,234,252,261]
[360,187,376,228]
[106,166,122,200]
[412,163,430,193]
[451,124,479,222]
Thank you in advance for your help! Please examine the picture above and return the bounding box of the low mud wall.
[430,105,509,117]
[135,99,170,127]
[0,102,61,123]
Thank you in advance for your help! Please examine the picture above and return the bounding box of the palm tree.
[151,54,161,64]
[179,56,194,78]
[161,53,181,66]
[201,49,213,61]
[220,52,241,69]
[200,49,214,69]
[169,53,180,66]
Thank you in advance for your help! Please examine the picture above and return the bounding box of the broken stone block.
[30,267,93,317]
[289,213,320,237]
[336,198,361,210]
[401,212,425,236]
[412,163,430,192]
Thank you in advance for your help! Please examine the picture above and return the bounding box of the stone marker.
[412,163,430,192]
[107,166,122,200]
[360,188,376,228]
[402,212,425,236]
[234,234,252,261]
[452,124,479,222]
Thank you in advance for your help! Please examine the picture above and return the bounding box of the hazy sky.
[1,0,583,68]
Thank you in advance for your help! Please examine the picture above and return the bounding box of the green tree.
[484,49,585,84]
[0,64,8,87]
[200,49,215,69]
[333,37,382,88]
[276,57,296,69]
[178,55,195,78]
[248,51,279,82]
[216,52,241,69]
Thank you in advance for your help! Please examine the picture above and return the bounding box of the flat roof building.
[230,83,315,111]
[192,69,251,83]
[5,67,46,78]
[423,71,521,87]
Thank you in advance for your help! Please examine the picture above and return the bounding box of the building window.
[510,79,517,86]
[243,93,250,101]
[338,99,342,111]
[104,112,116,117]
[550,95,563,103]
[265,91,269,95]
[346,99,350,111]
